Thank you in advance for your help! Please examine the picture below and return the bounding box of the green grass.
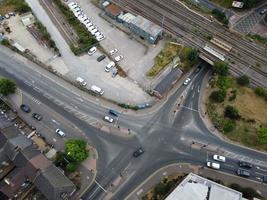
[209,0,233,8]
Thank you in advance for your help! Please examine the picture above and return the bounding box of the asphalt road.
[1,47,267,200]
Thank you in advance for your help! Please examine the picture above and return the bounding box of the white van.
[56,129,66,137]
[206,161,220,169]
[105,61,115,72]
[91,85,104,95]
[76,77,87,86]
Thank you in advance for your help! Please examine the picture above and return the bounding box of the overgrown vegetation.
[142,174,186,200]
[229,183,262,199]
[35,21,59,52]
[53,0,97,55]
[212,9,228,25]
[55,139,89,172]
[206,62,267,150]
[247,33,267,45]
[147,43,199,77]
[0,0,31,14]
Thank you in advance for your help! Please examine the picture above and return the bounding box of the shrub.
[210,89,226,102]
[212,9,228,25]
[228,89,237,101]
[217,76,233,90]
[223,119,236,132]
[66,163,77,172]
[187,48,199,62]
[258,127,267,144]
[0,78,16,96]
[254,87,266,97]
[237,75,250,86]
[224,105,240,120]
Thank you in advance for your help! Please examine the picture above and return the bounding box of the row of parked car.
[67,2,105,42]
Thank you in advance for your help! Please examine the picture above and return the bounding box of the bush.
[0,78,16,96]
[254,87,266,97]
[224,105,240,120]
[66,163,77,172]
[237,75,250,86]
[216,76,233,90]
[223,119,236,132]
[1,39,10,46]
[210,89,226,102]
[258,127,267,144]
[229,183,261,199]
[65,139,89,162]
[187,48,199,62]
[228,89,237,101]
[213,61,229,76]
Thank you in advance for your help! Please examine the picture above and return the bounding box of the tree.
[210,89,226,102]
[254,87,266,97]
[212,9,228,25]
[0,78,16,96]
[223,119,236,132]
[66,163,77,172]
[243,0,257,8]
[224,105,240,120]
[213,61,229,76]
[237,75,250,86]
[65,139,89,162]
[258,127,267,144]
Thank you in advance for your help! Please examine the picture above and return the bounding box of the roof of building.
[34,165,76,200]
[130,15,163,38]
[166,173,244,200]
[118,12,136,23]
[13,146,40,167]
[105,4,122,17]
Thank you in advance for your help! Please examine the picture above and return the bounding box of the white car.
[114,55,123,62]
[85,22,93,27]
[109,49,118,55]
[206,161,220,169]
[96,35,105,41]
[213,155,226,162]
[68,2,77,8]
[94,32,101,37]
[105,61,115,72]
[74,11,82,17]
[183,78,191,85]
[83,19,91,25]
[103,116,114,123]
[90,28,98,35]
[87,26,95,31]
[88,46,97,55]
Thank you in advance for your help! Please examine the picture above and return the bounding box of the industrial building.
[166,173,250,200]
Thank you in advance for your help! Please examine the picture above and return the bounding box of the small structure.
[232,1,244,8]
[166,173,245,200]
[101,0,110,9]
[20,12,35,27]
[129,15,163,44]
[105,4,123,19]
[117,12,136,27]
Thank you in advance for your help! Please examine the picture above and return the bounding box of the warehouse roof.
[105,4,122,17]
[131,15,162,37]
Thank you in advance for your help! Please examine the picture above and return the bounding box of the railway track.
[112,0,267,88]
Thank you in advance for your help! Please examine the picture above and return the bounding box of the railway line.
[112,0,267,88]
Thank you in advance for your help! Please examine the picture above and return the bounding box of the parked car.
[88,46,97,55]
[263,176,267,183]
[105,61,115,72]
[195,66,202,73]
[213,155,226,162]
[206,161,220,169]
[94,32,101,37]
[239,161,252,169]
[20,104,31,113]
[109,109,119,117]
[133,147,144,157]
[96,35,105,41]
[76,77,87,86]
[109,49,118,55]
[32,113,42,121]
[103,116,114,123]
[183,78,191,85]
[97,55,106,62]
[236,168,250,177]
[114,55,123,62]
[90,28,98,35]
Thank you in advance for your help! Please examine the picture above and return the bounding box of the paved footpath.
[125,163,267,200]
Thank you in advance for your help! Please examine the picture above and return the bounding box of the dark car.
[195,66,202,73]
[20,104,31,113]
[133,148,144,157]
[32,113,42,121]
[239,161,252,169]
[236,169,250,177]
[97,55,106,62]
[109,109,118,117]
[263,176,267,183]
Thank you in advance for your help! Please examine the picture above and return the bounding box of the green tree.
[258,127,267,144]
[224,105,240,120]
[212,9,228,25]
[254,87,266,97]
[210,89,226,102]
[217,76,233,90]
[0,78,16,96]
[213,61,229,76]
[223,119,236,132]
[65,139,89,162]
[237,75,250,86]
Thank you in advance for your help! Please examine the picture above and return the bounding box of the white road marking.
[52,119,60,125]
[43,93,53,99]
[198,86,200,93]
[94,180,107,192]
[181,105,198,112]
[33,87,41,93]
[32,97,41,105]
[192,91,195,98]
[255,171,266,176]
[256,166,267,172]
[224,164,234,168]
[24,81,32,86]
